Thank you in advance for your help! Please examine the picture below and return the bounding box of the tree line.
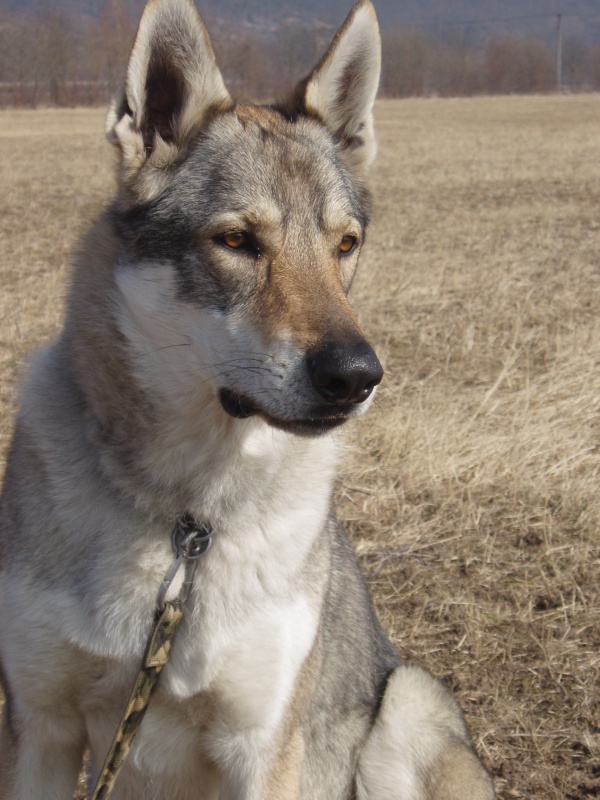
[1,2,599,107]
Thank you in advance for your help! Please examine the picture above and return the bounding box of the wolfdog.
[0,1,494,798]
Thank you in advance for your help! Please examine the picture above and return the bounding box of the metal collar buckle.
[157,514,213,611]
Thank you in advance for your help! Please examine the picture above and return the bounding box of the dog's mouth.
[219,388,257,420]
[219,388,349,436]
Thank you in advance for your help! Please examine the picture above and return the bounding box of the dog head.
[107,0,383,437]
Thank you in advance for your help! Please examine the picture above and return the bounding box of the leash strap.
[90,599,184,799]
[90,515,213,799]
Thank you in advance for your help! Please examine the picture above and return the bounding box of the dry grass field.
[1,95,599,799]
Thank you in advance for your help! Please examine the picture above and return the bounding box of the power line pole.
[556,13,563,92]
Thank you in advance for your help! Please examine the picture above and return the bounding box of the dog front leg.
[207,720,298,800]
[356,664,494,800]
[7,709,86,800]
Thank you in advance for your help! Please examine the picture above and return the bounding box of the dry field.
[1,96,599,799]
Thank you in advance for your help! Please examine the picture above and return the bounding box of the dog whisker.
[134,342,193,359]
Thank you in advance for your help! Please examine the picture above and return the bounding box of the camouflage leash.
[90,515,213,800]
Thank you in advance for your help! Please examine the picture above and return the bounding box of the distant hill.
[3,0,600,42]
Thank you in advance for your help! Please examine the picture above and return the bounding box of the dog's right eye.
[221,232,248,249]
[217,232,261,257]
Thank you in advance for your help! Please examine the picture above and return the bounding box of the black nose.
[307,341,383,407]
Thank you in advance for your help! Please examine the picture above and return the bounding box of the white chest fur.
[77,427,332,799]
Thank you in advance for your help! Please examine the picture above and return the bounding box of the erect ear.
[106,0,231,186]
[301,0,380,177]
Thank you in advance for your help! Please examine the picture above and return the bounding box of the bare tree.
[590,44,600,90]
[431,35,483,97]
[276,20,327,85]
[39,9,78,105]
[485,35,554,95]
[86,0,137,102]
[381,28,429,97]
[0,13,38,106]
[212,29,286,101]
[0,9,78,106]
[562,35,590,90]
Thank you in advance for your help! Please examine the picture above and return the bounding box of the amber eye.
[339,235,357,255]
[221,231,248,250]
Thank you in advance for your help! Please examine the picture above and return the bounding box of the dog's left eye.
[339,235,357,255]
